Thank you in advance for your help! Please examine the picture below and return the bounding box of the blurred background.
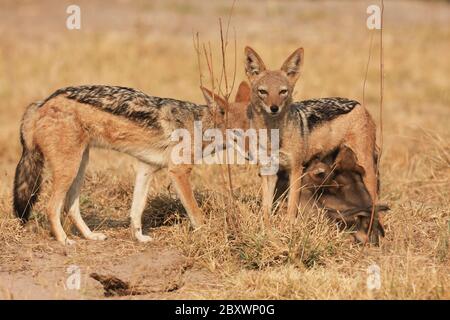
[0,0,448,176]
[0,0,448,179]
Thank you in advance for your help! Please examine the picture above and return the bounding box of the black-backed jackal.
[243,47,382,243]
[13,83,250,245]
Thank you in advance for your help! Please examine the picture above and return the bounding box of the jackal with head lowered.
[13,83,250,245]
[243,47,382,243]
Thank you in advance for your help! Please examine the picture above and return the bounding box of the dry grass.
[0,0,449,299]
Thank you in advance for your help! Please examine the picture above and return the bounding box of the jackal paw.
[191,218,205,230]
[87,232,107,241]
[64,238,76,246]
[135,233,153,243]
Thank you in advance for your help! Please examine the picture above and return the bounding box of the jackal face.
[200,80,251,131]
[244,46,303,117]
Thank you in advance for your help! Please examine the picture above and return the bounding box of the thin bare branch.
[366,0,385,246]
[218,0,237,100]
[191,1,237,205]
[362,31,374,108]
[192,31,204,87]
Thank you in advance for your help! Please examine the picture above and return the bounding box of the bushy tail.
[13,102,44,223]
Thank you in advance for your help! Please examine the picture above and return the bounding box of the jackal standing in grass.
[243,47,380,242]
[12,84,249,245]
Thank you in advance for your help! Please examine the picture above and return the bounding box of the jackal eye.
[279,89,288,96]
[258,89,268,96]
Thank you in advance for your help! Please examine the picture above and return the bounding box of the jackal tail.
[13,102,44,223]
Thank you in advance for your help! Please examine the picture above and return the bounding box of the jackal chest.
[277,134,306,169]
[278,151,291,170]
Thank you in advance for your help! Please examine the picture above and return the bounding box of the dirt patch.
[0,234,217,299]
[90,248,193,297]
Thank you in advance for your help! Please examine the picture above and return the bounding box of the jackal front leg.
[130,162,158,243]
[168,162,204,229]
[65,148,107,241]
[287,164,303,223]
[261,173,277,225]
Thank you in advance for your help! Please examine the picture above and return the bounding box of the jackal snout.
[244,46,303,116]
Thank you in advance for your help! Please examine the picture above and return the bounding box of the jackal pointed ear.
[200,86,228,111]
[336,146,365,175]
[280,47,304,86]
[234,81,251,103]
[244,46,266,81]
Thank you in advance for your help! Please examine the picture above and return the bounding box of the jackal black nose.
[270,105,279,113]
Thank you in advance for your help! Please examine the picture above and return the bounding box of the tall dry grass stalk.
[365,0,385,246]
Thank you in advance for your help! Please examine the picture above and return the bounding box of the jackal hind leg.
[168,163,204,229]
[46,148,87,245]
[64,148,106,241]
[130,162,158,243]
[345,133,382,244]
[356,153,378,207]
